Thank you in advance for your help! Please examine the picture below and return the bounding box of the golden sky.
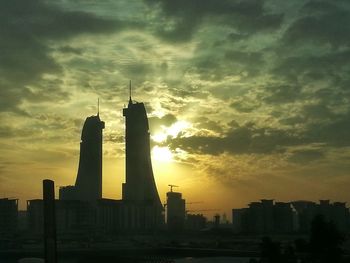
[1,0,350,218]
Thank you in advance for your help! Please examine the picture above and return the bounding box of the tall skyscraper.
[60,110,105,201]
[74,113,105,200]
[122,82,164,227]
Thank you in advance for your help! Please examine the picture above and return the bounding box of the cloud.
[58,46,83,55]
[288,148,325,164]
[192,117,224,134]
[149,113,177,134]
[0,0,121,114]
[104,133,124,143]
[283,3,350,48]
[262,84,303,104]
[144,0,283,41]
[305,111,350,147]
[272,50,350,83]
[166,123,300,155]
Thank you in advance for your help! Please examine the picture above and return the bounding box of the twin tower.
[59,85,163,228]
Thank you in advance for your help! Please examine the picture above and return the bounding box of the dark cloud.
[305,111,350,147]
[273,50,350,82]
[145,0,283,41]
[262,84,303,104]
[149,113,177,134]
[302,104,335,120]
[288,149,325,164]
[193,117,224,133]
[58,46,83,55]
[165,104,350,158]
[166,123,300,155]
[302,0,339,14]
[0,0,120,114]
[192,48,266,82]
[283,7,350,48]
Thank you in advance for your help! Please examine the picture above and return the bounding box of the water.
[0,257,252,263]
[175,257,250,263]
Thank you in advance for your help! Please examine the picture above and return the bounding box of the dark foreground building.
[0,198,18,237]
[122,93,164,229]
[27,198,148,236]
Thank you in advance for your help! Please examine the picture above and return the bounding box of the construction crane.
[168,184,178,192]
[186,201,203,205]
[186,209,219,213]
[163,201,203,209]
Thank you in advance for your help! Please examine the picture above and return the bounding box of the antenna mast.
[97,98,100,116]
[129,80,132,104]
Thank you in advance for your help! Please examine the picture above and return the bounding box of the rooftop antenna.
[97,98,100,116]
[129,80,132,104]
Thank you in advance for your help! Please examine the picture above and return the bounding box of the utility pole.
[43,179,57,263]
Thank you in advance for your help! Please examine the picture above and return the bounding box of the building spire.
[97,98,100,116]
[129,80,132,104]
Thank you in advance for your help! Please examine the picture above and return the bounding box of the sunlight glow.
[152,133,167,143]
[151,120,191,143]
[167,121,190,137]
[152,146,173,162]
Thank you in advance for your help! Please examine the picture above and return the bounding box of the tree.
[309,214,345,263]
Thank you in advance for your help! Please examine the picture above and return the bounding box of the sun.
[152,146,173,162]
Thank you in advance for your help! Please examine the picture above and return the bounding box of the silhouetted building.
[293,200,350,233]
[54,91,164,232]
[122,90,164,229]
[75,114,105,200]
[273,202,297,233]
[0,198,18,236]
[186,214,207,231]
[232,199,295,234]
[232,208,247,233]
[246,202,264,234]
[27,199,43,236]
[59,113,104,201]
[18,210,27,231]
[59,185,76,200]
[291,200,317,233]
[167,191,185,231]
[27,198,154,236]
[214,214,221,229]
[240,200,275,234]
[233,199,349,234]
[332,202,349,232]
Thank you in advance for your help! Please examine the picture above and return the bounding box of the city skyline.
[1,0,350,217]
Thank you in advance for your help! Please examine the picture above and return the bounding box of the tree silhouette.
[309,214,345,263]
[260,237,282,263]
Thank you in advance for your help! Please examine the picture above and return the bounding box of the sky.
[1,0,350,218]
